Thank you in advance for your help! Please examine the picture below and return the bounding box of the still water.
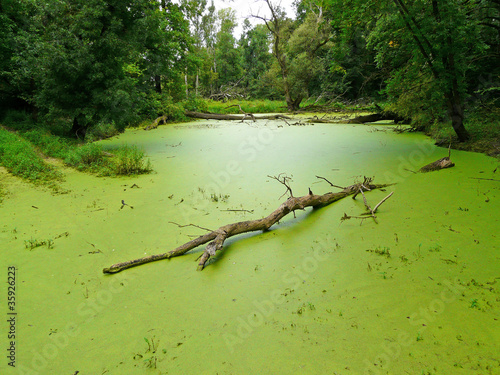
[1,119,499,374]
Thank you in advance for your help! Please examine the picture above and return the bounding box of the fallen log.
[103,177,391,274]
[185,111,291,121]
[145,116,168,131]
[419,157,455,172]
[419,145,455,172]
[345,112,409,124]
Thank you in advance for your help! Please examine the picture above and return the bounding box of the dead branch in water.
[341,178,394,225]
[103,176,392,274]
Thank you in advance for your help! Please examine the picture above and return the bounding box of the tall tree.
[253,0,298,110]
[254,0,330,110]
[180,0,208,96]
[327,0,489,141]
[214,8,243,91]
[4,0,190,136]
[239,21,273,98]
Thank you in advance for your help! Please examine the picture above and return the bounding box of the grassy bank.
[0,127,62,182]
[0,126,152,187]
[204,99,287,114]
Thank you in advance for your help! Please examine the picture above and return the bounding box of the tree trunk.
[446,87,470,142]
[154,75,162,94]
[70,116,87,139]
[196,69,199,97]
[284,89,302,111]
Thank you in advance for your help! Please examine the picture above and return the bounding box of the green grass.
[0,125,153,187]
[65,143,152,176]
[64,143,108,172]
[0,127,61,182]
[22,128,73,158]
[110,145,152,175]
[21,128,152,176]
[205,99,287,114]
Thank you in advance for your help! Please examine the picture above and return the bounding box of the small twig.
[340,213,374,225]
[469,177,500,182]
[359,189,372,212]
[168,222,212,232]
[344,188,393,225]
[372,192,394,213]
[315,176,344,189]
[221,209,254,213]
[120,200,134,209]
[166,142,182,148]
[268,173,294,198]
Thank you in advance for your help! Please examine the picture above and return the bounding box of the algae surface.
[1,120,499,374]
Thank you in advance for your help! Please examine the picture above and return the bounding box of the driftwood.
[419,157,455,172]
[419,145,455,172]
[145,116,168,131]
[102,176,391,274]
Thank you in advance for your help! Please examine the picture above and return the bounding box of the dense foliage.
[0,0,498,141]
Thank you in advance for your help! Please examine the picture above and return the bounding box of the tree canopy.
[0,0,498,140]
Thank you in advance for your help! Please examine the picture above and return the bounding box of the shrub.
[1,110,36,131]
[110,145,152,175]
[64,143,106,171]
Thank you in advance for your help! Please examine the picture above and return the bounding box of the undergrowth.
[204,99,287,114]
[428,106,500,157]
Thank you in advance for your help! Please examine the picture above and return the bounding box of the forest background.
[0,0,499,185]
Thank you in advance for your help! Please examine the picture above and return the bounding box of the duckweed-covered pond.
[1,119,499,374]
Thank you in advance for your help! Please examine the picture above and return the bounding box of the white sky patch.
[212,0,296,38]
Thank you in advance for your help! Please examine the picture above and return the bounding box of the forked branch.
[103,177,392,274]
